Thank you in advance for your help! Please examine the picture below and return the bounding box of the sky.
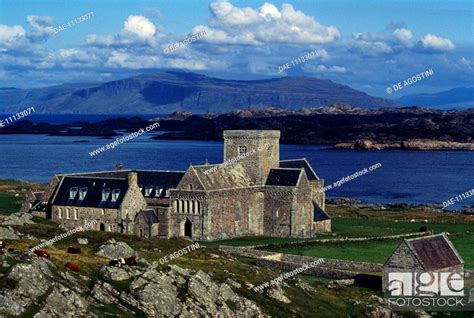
[0,0,472,97]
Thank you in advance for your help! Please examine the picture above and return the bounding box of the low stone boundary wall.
[255,258,358,279]
[219,245,383,273]
[249,231,431,249]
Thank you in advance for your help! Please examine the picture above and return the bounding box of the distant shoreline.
[1,105,473,151]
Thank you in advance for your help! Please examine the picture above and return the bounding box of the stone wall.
[219,246,383,274]
[223,130,280,185]
[313,219,331,233]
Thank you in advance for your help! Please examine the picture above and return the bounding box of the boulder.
[95,239,137,259]
[266,285,291,303]
[0,227,20,240]
[0,213,35,226]
[77,238,88,245]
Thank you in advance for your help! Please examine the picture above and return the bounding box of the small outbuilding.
[383,233,464,293]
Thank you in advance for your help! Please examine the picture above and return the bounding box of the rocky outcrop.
[335,139,474,151]
[0,213,35,226]
[95,239,137,259]
[0,248,266,317]
[0,227,20,240]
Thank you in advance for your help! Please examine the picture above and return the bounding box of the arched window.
[58,208,62,219]
[194,201,199,214]
[74,209,78,220]
[178,200,183,213]
[66,208,70,219]
[189,201,194,214]
[108,225,112,232]
[234,203,241,221]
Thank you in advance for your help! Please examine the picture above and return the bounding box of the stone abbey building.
[24,130,330,240]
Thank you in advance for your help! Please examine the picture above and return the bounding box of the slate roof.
[280,159,319,181]
[52,176,128,209]
[192,163,255,190]
[60,170,185,199]
[405,234,463,271]
[265,168,302,186]
[313,202,330,221]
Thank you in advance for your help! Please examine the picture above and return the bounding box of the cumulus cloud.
[198,1,340,45]
[393,28,413,47]
[418,33,455,52]
[122,15,156,39]
[86,15,160,47]
[27,15,55,41]
[0,24,26,46]
[347,32,393,56]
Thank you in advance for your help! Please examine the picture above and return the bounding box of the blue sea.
[0,133,473,206]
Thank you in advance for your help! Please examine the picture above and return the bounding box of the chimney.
[128,172,138,188]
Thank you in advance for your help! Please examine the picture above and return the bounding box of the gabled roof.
[52,176,128,209]
[265,168,303,186]
[280,159,319,180]
[191,163,255,190]
[135,209,158,224]
[313,202,330,221]
[405,233,464,271]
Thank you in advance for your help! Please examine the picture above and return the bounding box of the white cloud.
[0,24,26,45]
[306,64,347,74]
[86,15,161,47]
[201,1,340,45]
[27,15,55,40]
[419,33,454,52]
[348,32,393,56]
[122,15,156,39]
[393,28,413,47]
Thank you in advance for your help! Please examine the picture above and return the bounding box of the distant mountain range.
[0,72,395,114]
[399,87,474,109]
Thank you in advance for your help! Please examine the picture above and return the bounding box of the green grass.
[0,192,24,215]
[262,218,474,268]
[198,235,308,248]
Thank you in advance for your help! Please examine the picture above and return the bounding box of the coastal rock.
[95,239,137,259]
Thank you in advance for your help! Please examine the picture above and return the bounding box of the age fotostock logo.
[386,271,470,311]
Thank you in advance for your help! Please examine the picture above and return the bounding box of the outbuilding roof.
[405,233,463,271]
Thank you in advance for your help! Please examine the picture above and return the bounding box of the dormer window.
[78,187,88,200]
[165,187,171,197]
[238,146,247,156]
[139,184,143,191]
[155,186,163,197]
[111,189,120,202]
[101,188,110,201]
[145,185,153,196]
[69,187,78,200]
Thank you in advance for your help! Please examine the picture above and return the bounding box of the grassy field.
[261,208,474,269]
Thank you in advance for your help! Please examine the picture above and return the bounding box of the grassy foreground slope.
[0,180,472,317]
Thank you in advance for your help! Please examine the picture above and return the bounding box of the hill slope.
[399,87,474,109]
[0,72,395,114]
